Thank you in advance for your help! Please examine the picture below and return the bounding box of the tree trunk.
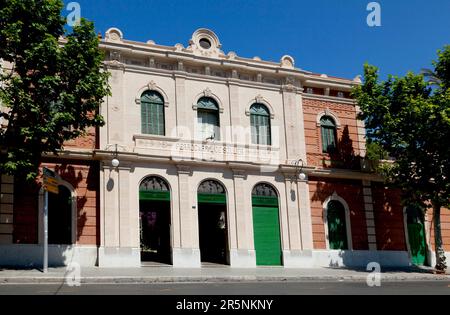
[433,202,447,271]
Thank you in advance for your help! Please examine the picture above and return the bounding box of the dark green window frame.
[250,104,272,146]
[320,116,337,153]
[141,90,165,136]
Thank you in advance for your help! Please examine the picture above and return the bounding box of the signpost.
[42,167,59,273]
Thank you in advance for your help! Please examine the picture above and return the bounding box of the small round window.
[199,38,212,49]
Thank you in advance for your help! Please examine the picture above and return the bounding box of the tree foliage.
[0,0,109,180]
[353,46,450,270]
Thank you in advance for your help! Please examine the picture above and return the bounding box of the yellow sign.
[43,168,59,194]
[44,183,59,194]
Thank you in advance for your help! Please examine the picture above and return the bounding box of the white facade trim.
[192,88,225,113]
[134,81,171,108]
[245,96,276,119]
[316,109,342,129]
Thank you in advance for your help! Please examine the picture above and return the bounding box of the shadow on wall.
[5,161,99,269]
[309,179,368,252]
[310,179,411,268]
[320,250,410,269]
[55,164,87,243]
[323,125,362,171]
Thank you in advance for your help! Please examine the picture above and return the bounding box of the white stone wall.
[96,28,375,268]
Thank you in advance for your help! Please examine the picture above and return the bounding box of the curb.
[1,274,449,284]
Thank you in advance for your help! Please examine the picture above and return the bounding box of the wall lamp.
[105,144,123,168]
[294,159,307,182]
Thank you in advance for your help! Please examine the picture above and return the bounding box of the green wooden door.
[252,204,282,266]
[327,201,348,250]
[406,205,427,266]
[408,222,427,265]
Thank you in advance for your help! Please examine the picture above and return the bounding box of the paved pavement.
[0,265,448,284]
[0,281,449,295]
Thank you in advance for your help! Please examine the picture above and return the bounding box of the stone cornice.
[99,39,356,89]
[107,63,286,92]
[90,149,383,182]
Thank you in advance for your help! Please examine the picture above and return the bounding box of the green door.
[252,200,282,266]
[327,201,348,250]
[406,204,427,266]
[408,222,427,265]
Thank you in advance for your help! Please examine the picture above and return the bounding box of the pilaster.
[362,180,377,250]
[0,175,14,244]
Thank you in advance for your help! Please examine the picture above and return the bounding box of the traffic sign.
[43,167,59,194]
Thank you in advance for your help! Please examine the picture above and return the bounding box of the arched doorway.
[197,180,228,265]
[252,183,282,266]
[325,200,350,250]
[48,185,73,245]
[405,205,427,266]
[139,176,171,264]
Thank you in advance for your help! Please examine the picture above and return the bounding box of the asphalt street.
[0,281,449,295]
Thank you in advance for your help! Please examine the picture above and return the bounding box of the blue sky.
[64,0,450,80]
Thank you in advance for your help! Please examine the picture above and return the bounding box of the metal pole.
[43,189,48,273]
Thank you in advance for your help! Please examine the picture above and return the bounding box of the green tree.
[353,47,450,272]
[0,0,109,180]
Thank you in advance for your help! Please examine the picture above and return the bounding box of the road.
[0,281,449,295]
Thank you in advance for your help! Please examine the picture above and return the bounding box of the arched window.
[250,104,271,145]
[139,176,170,201]
[252,183,278,198]
[141,91,165,136]
[320,116,337,153]
[326,200,348,250]
[196,97,220,141]
[198,179,226,195]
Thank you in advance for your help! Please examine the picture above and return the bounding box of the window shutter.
[250,104,271,145]
[196,97,220,140]
[320,116,337,153]
[141,91,165,136]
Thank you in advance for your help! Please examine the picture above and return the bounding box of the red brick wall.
[371,183,407,251]
[303,98,363,170]
[426,207,450,252]
[309,177,368,250]
[13,160,99,245]
[64,127,98,150]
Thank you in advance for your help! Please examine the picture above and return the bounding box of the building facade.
[0,28,448,268]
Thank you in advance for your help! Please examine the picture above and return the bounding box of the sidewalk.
[0,266,449,284]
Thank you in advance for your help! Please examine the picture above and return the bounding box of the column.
[106,64,126,145]
[227,82,242,143]
[297,180,314,250]
[98,163,140,267]
[362,180,377,250]
[0,175,14,244]
[230,169,256,268]
[282,84,307,161]
[281,174,311,268]
[174,74,188,138]
[172,165,201,268]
